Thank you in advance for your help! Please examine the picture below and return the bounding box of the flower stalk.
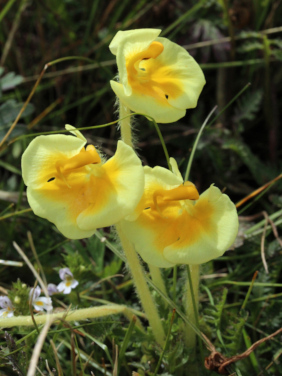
[119,102,133,148]
[116,224,165,346]
[149,264,168,299]
[0,305,135,328]
[184,264,200,348]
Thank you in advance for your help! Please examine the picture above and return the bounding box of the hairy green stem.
[184,264,199,348]
[119,102,133,147]
[149,264,168,298]
[116,224,165,346]
[0,305,131,328]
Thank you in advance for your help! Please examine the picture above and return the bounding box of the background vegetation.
[0,0,282,375]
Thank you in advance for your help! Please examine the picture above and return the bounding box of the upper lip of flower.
[149,182,199,218]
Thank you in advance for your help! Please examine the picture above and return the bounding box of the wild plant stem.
[117,96,165,346]
[119,102,133,147]
[149,264,168,298]
[116,224,165,346]
[0,305,130,328]
[184,264,200,348]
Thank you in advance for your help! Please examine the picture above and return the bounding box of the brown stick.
[204,328,282,374]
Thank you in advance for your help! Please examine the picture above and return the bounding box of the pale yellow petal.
[112,29,161,95]
[110,29,161,55]
[125,165,183,221]
[120,220,174,268]
[110,80,186,123]
[163,186,239,265]
[65,124,86,141]
[22,135,86,188]
[27,187,95,239]
[169,157,183,179]
[155,37,205,109]
[76,141,144,230]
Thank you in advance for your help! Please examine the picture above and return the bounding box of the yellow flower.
[121,161,238,267]
[109,29,205,123]
[22,125,144,239]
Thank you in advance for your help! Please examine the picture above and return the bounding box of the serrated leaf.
[233,90,263,124]
[237,41,263,53]
[102,258,123,277]
[223,138,275,185]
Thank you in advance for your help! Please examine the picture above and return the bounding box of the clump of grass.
[1,1,282,375]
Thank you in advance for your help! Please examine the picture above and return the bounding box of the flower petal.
[33,297,52,311]
[169,158,183,180]
[65,124,86,141]
[26,185,96,239]
[29,286,41,301]
[0,296,12,309]
[110,29,205,123]
[76,140,144,230]
[110,80,186,123]
[57,281,72,294]
[120,220,175,268]
[59,267,73,280]
[125,165,183,221]
[163,186,239,265]
[47,284,58,296]
[110,29,161,56]
[22,134,86,187]
[111,29,161,94]
[155,37,205,109]
[71,280,79,289]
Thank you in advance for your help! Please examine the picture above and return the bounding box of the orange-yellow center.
[151,182,199,216]
[57,145,101,173]
[126,41,183,103]
[126,41,164,77]
[54,144,101,187]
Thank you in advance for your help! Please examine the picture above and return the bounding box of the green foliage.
[0,332,28,376]
[0,99,34,127]
[8,280,30,316]
[62,247,93,282]
[1,0,282,375]
[223,315,247,353]
[223,138,276,185]
[233,90,263,125]
[0,71,23,95]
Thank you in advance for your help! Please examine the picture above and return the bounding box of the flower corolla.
[47,283,58,296]
[57,268,79,294]
[22,125,144,239]
[110,29,205,123]
[121,160,239,267]
[0,296,15,318]
[29,286,52,312]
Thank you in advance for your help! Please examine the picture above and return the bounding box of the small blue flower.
[57,268,79,294]
[0,296,15,318]
[29,286,52,312]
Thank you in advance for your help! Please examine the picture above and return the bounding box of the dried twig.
[203,328,282,374]
[261,212,269,273]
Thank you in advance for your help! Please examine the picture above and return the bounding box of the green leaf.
[0,72,23,91]
[223,138,275,185]
[0,99,34,127]
[86,235,105,273]
[233,90,263,124]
